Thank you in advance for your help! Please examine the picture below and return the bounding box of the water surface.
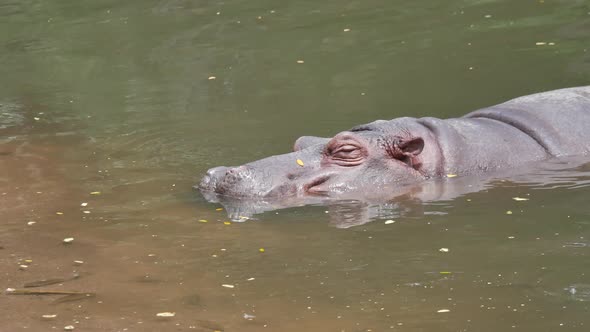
[1,0,590,331]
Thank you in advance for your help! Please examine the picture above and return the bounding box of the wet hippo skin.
[199,86,590,199]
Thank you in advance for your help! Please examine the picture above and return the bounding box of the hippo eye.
[329,144,364,164]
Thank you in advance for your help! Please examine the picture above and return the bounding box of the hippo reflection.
[198,87,590,222]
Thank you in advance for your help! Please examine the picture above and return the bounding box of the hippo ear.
[398,137,424,156]
[392,137,424,168]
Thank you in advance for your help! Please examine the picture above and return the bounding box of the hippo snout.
[199,165,256,196]
[199,166,227,188]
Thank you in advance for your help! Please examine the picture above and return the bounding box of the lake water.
[1,0,590,331]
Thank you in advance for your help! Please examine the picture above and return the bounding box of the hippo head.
[199,118,443,199]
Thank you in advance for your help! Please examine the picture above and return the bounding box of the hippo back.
[464,86,590,157]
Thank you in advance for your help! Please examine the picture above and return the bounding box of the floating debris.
[6,289,92,296]
[384,220,396,225]
[446,174,457,178]
[439,248,449,253]
[296,60,305,64]
[56,212,64,215]
[34,117,40,121]
[90,191,101,195]
[437,309,451,313]
[243,313,256,320]
[64,326,75,331]
[535,42,547,46]
[83,210,91,214]
[41,314,57,319]
[73,260,84,265]
[156,312,176,318]
[208,76,216,80]
[223,221,231,225]
[563,242,588,248]
[27,221,36,226]
[343,28,351,32]
[63,238,74,244]
[80,202,88,207]
[19,265,28,270]
[512,197,529,201]
[506,210,513,215]
[215,208,223,211]
[221,284,235,288]
[259,248,265,253]
[296,159,304,166]
[198,219,208,223]
[247,277,256,281]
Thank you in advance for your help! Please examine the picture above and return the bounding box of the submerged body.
[199,86,590,199]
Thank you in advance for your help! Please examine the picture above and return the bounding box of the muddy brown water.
[1,1,590,331]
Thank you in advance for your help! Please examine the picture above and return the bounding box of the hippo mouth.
[198,176,334,199]
[303,175,332,195]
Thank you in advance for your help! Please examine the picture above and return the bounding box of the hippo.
[199,87,590,206]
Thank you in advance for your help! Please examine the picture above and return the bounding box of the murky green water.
[1,0,590,331]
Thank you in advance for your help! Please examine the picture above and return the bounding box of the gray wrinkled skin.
[199,86,590,205]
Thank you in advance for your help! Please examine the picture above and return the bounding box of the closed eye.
[326,142,366,166]
[332,145,362,160]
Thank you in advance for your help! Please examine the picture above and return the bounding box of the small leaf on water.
[296,159,304,166]
[156,312,176,318]
[215,208,223,211]
[221,284,235,288]
[259,248,265,253]
[90,191,101,195]
[446,174,457,178]
[506,210,513,215]
[223,221,231,225]
[198,219,208,223]
[512,197,529,201]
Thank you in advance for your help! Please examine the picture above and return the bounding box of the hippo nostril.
[207,166,229,178]
[201,174,211,185]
